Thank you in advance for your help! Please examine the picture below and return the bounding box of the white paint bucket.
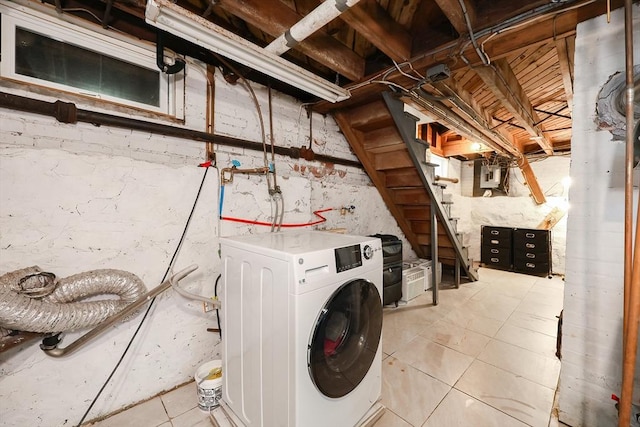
[195,360,223,412]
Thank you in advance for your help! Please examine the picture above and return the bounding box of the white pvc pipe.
[265,0,361,56]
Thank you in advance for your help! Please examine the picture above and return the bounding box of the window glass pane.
[15,27,160,107]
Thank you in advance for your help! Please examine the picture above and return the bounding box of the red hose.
[221,208,332,228]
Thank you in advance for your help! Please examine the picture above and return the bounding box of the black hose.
[214,274,222,340]
[76,166,210,426]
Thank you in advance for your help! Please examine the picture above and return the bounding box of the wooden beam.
[518,156,546,204]
[402,94,520,158]
[555,35,574,113]
[216,0,365,81]
[473,58,554,155]
[314,1,616,115]
[433,0,474,35]
[341,0,412,62]
[442,139,492,157]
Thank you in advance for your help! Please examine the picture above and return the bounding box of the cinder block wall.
[558,5,640,426]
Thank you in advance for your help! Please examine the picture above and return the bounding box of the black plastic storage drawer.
[481,253,512,269]
[514,251,546,262]
[513,259,550,275]
[513,229,549,252]
[371,234,403,265]
[383,261,403,286]
[481,226,513,248]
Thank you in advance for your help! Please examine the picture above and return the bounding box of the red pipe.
[221,208,333,228]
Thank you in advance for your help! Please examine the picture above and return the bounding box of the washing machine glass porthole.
[307,278,383,399]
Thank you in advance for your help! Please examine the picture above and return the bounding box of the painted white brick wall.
[558,5,640,427]
[0,38,411,427]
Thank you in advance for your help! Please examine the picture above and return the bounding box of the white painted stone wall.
[558,5,640,427]
[0,24,410,426]
[449,156,570,274]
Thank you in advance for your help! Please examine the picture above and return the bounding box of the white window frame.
[0,1,184,117]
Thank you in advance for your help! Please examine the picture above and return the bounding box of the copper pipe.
[220,166,269,185]
[206,65,216,163]
[619,0,637,424]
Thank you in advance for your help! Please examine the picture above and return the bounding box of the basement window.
[0,2,183,117]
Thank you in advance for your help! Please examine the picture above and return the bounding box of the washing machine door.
[308,278,382,399]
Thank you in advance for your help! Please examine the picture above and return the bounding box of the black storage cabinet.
[371,234,403,306]
[481,226,552,277]
[481,226,513,269]
[513,228,551,276]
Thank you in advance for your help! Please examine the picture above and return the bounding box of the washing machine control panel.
[334,244,363,273]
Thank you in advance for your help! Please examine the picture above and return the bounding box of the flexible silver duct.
[0,266,146,333]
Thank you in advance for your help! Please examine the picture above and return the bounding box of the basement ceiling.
[35,0,625,160]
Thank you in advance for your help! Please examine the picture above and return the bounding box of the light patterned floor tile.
[506,310,559,337]
[483,280,534,299]
[516,298,563,321]
[444,307,504,337]
[382,357,450,427]
[420,320,491,357]
[477,339,561,389]
[92,397,169,427]
[521,291,564,313]
[160,381,197,418]
[423,389,529,427]
[494,323,558,358]
[456,360,555,427]
[394,336,474,386]
[382,321,423,356]
[170,407,211,427]
[373,409,412,427]
[461,293,522,322]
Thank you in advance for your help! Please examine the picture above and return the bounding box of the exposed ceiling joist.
[401,94,519,158]
[442,139,492,157]
[340,0,412,62]
[555,35,575,113]
[473,58,554,155]
[216,0,365,81]
[432,0,475,36]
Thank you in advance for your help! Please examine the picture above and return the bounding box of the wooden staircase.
[333,91,478,295]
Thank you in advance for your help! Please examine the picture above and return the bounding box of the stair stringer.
[382,91,479,281]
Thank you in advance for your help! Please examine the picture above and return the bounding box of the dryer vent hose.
[0,266,146,334]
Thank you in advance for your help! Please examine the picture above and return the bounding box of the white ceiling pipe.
[265,0,362,56]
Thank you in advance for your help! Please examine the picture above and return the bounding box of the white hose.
[0,266,147,333]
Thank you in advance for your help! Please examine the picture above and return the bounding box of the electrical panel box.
[480,165,501,189]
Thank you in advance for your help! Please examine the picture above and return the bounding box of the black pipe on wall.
[0,91,362,169]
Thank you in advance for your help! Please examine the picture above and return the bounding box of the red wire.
[221,208,333,228]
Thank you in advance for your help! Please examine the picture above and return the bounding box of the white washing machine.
[219,231,383,427]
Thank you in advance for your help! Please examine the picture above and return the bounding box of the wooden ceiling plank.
[314,1,615,115]
[555,36,574,113]
[216,0,365,81]
[473,58,554,155]
[341,0,412,61]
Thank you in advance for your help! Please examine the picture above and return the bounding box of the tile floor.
[88,267,565,427]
